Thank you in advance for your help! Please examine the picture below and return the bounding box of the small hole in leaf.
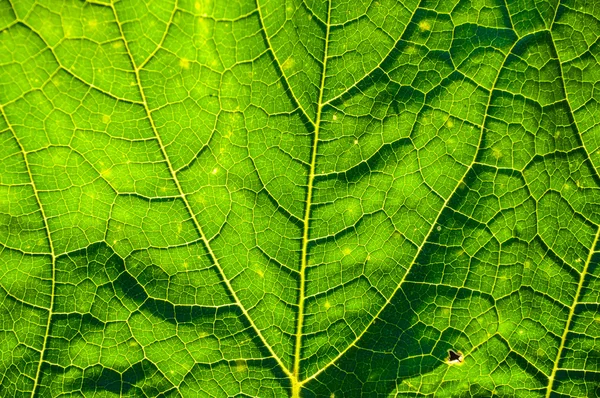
[447,349,463,365]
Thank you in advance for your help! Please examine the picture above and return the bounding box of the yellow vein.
[545,32,600,393]
[16,20,144,106]
[109,4,293,380]
[1,105,57,398]
[137,3,178,70]
[301,33,522,387]
[501,0,517,33]
[291,1,331,397]
[545,226,600,398]
[322,1,420,107]
[255,0,316,127]
[550,29,600,183]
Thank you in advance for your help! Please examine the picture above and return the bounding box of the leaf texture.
[1,0,600,397]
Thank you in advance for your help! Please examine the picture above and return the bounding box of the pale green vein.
[0,105,57,398]
[292,0,331,395]
[550,29,600,183]
[15,20,144,106]
[136,2,177,70]
[255,0,316,127]
[109,3,294,380]
[321,0,419,107]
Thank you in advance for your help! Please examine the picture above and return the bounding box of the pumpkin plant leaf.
[1,0,599,396]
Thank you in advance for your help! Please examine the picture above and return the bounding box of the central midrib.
[291,1,332,396]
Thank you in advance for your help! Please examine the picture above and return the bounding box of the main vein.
[1,105,57,398]
[292,1,332,396]
[545,226,600,397]
[109,4,293,380]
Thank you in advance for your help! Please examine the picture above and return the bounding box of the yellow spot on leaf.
[102,115,111,124]
[492,147,503,159]
[342,247,352,256]
[198,17,211,34]
[88,19,97,28]
[536,348,545,358]
[235,360,247,372]
[112,41,123,49]
[211,167,219,175]
[324,301,331,310]
[282,57,295,71]
[446,118,454,128]
[419,20,431,31]
[179,58,190,69]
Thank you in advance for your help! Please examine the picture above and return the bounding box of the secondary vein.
[1,105,57,398]
[545,226,600,398]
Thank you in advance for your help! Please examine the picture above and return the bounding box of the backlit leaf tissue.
[1,0,599,396]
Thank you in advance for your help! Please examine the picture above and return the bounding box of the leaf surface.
[1,0,600,397]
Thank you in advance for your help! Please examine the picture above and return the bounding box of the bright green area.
[1,0,599,396]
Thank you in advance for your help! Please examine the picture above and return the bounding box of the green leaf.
[1,0,599,396]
